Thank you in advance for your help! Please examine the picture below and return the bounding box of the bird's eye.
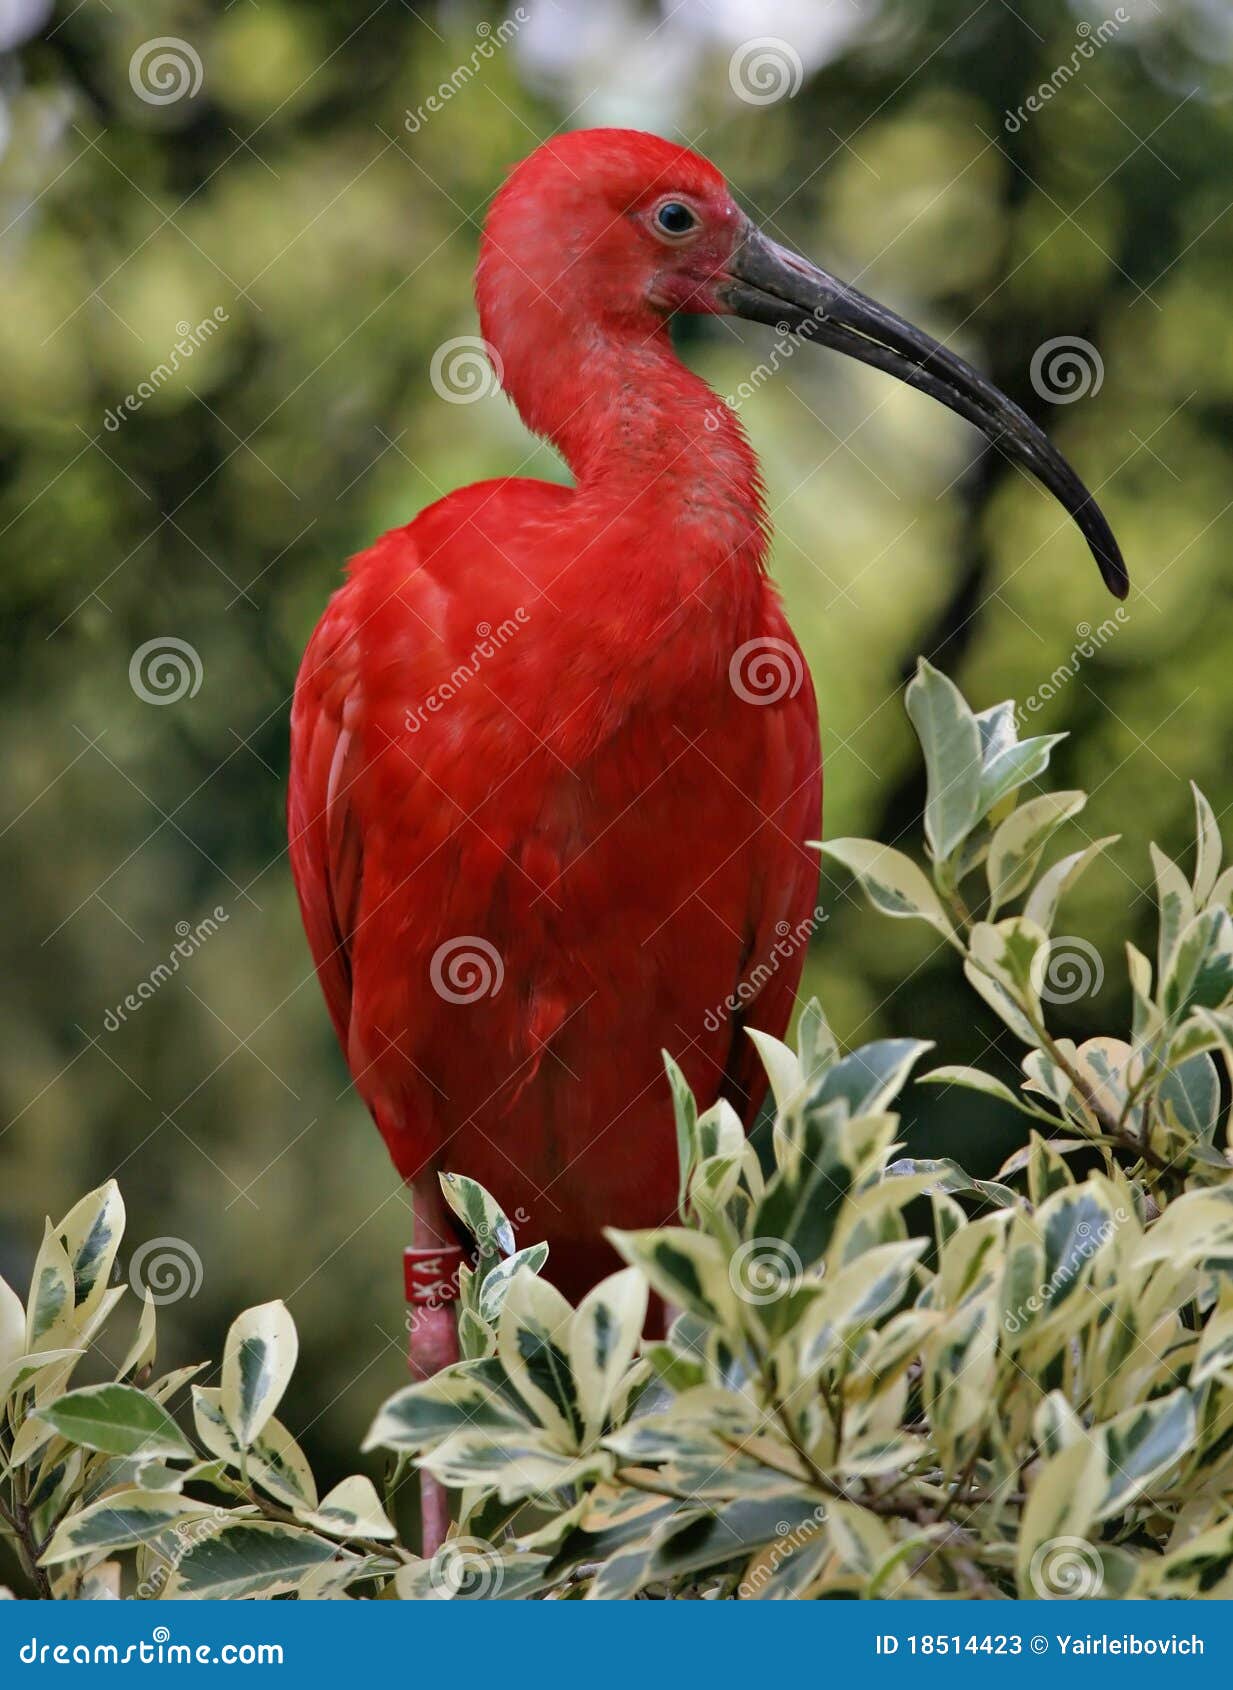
[654,201,697,237]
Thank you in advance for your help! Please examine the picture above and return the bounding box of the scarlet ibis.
[288,128,1126,1546]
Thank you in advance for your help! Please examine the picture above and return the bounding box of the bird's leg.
[405,1175,464,1558]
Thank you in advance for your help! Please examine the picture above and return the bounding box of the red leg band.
[404,1244,465,1305]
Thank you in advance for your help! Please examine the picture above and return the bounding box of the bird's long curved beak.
[719,227,1128,599]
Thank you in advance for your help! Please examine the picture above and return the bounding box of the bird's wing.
[720,660,823,1125]
[287,598,365,1053]
[288,481,575,1154]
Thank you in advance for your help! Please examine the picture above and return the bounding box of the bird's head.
[478,128,1126,598]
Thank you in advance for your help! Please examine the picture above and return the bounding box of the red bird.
[289,130,1124,1541]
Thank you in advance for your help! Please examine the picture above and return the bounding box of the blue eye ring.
[655,201,698,237]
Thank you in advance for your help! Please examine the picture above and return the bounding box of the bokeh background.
[3,0,1232,1509]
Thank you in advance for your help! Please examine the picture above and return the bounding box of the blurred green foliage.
[2,0,1230,1504]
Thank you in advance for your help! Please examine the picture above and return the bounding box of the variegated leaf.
[220,1300,297,1448]
[0,1274,26,1369]
[1192,783,1222,906]
[569,1268,646,1440]
[608,1228,740,1330]
[1024,836,1119,934]
[422,1427,610,1502]
[364,1359,529,1455]
[57,1182,125,1318]
[163,1522,336,1599]
[41,1489,222,1567]
[817,838,954,940]
[116,1292,157,1382]
[1016,1440,1104,1597]
[1152,843,1197,984]
[193,1386,317,1508]
[745,1030,801,1112]
[496,1270,581,1447]
[978,734,1066,818]
[26,1223,75,1350]
[477,1244,550,1328]
[905,658,983,861]
[37,1383,191,1462]
[987,790,1086,913]
[296,1475,395,1541]
[1098,1390,1196,1520]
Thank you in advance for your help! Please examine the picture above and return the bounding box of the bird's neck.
[499,320,771,602]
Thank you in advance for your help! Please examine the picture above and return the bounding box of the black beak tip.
[1104,554,1130,601]
[1081,512,1130,600]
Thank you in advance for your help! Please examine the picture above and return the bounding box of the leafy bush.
[0,1197,405,1599]
[6,661,1233,1599]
